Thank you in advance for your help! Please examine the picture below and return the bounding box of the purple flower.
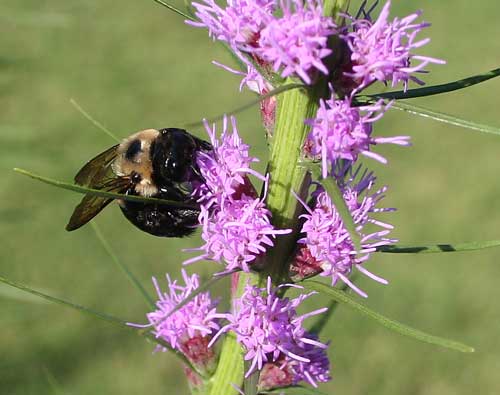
[210,278,330,387]
[305,92,410,178]
[193,193,289,272]
[129,270,221,371]
[341,1,445,91]
[185,116,291,272]
[188,0,275,50]
[255,0,336,84]
[212,61,276,131]
[189,0,335,85]
[192,116,262,208]
[259,340,330,390]
[297,165,396,298]
[213,60,272,94]
[188,0,275,93]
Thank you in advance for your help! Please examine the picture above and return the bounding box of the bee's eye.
[131,172,142,183]
[125,139,142,160]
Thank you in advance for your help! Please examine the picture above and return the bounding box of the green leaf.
[260,386,329,395]
[309,274,358,335]
[388,101,500,137]
[0,275,128,326]
[208,333,244,395]
[301,161,361,253]
[183,83,304,128]
[90,222,155,309]
[360,67,500,101]
[151,0,194,21]
[377,240,500,254]
[14,168,199,209]
[303,280,474,353]
[0,274,201,374]
[70,98,120,142]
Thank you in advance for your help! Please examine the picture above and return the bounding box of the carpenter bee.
[66,128,211,237]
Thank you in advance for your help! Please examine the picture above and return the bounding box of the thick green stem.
[263,0,351,280]
[206,333,244,395]
[205,272,258,395]
[265,82,321,280]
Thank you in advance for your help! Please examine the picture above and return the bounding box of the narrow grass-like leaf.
[260,386,329,395]
[360,68,500,101]
[183,83,304,128]
[14,168,199,209]
[389,101,500,136]
[309,274,357,335]
[377,240,500,254]
[151,0,194,20]
[0,283,49,304]
[0,275,128,326]
[301,161,361,253]
[91,222,155,309]
[303,280,474,353]
[70,98,120,142]
[0,275,200,373]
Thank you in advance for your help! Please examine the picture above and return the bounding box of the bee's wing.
[66,177,130,231]
[67,145,128,231]
[74,144,120,186]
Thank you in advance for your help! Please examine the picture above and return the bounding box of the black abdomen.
[120,198,199,237]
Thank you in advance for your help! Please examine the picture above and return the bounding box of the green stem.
[205,272,257,395]
[265,82,321,280]
[206,333,244,395]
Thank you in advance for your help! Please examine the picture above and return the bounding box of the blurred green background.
[2,0,500,394]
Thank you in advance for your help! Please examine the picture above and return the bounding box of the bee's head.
[113,129,160,197]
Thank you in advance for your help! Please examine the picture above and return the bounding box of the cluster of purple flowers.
[304,94,411,178]
[209,278,330,387]
[341,1,445,92]
[188,0,441,214]
[183,0,441,294]
[136,1,444,392]
[136,273,330,389]
[129,270,220,373]
[295,165,396,297]
[189,0,442,92]
[189,0,335,88]
[184,116,291,273]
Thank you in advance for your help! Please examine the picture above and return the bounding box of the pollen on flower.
[340,1,445,91]
[209,278,331,387]
[297,165,397,297]
[304,92,410,178]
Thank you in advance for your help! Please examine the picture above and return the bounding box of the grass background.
[2,0,500,394]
